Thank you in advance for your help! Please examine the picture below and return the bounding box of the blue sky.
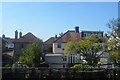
[1,2,118,41]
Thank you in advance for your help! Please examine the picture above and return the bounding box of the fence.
[2,67,120,80]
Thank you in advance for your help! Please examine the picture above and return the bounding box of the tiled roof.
[13,32,39,43]
[2,38,14,43]
[44,37,56,44]
[54,30,81,43]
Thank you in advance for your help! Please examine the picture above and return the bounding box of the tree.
[106,18,120,64]
[64,35,104,66]
[18,40,42,67]
[64,41,78,54]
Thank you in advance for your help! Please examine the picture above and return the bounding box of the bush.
[73,64,93,69]
[4,64,12,67]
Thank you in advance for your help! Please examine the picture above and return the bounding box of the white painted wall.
[45,53,82,68]
[45,54,67,68]
[53,43,66,53]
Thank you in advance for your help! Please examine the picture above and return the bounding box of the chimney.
[2,34,5,38]
[55,35,57,39]
[75,26,79,33]
[19,32,22,38]
[15,30,18,39]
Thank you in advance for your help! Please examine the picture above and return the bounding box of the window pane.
[57,43,61,48]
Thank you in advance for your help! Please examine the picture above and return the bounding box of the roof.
[44,37,56,44]
[81,30,103,33]
[2,38,14,43]
[13,32,39,43]
[54,30,81,43]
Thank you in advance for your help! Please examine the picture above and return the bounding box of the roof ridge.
[54,30,70,43]
[44,37,55,43]
[13,32,39,43]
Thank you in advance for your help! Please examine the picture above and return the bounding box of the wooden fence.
[2,67,120,80]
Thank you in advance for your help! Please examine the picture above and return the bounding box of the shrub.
[73,64,93,69]
[4,64,12,67]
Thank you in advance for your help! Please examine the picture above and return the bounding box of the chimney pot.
[75,26,79,33]
[15,30,18,39]
[55,35,57,38]
[2,34,5,38]
[19,32,22,38]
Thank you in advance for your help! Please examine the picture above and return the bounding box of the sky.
[1,2,118,41]
[1,0,119,2]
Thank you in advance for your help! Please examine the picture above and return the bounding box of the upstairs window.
[21,44,24,48]
[57,43,61,48]
[83,33,87,37]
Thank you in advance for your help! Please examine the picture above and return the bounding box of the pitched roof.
[2,38,14,43]
[54,30,81,43]
[13,32,39,43]
[44,37,56,44]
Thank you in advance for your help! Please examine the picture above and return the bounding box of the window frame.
[57,43,61,48]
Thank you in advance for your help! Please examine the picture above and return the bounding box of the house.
[45,26,104,68]
[2,35,14,52]
[81,30,103,38]
[43,35,57,53]
[2,30,39,64]
[2,35,15,66]
[13,30,39,56]
[53,26,103,54]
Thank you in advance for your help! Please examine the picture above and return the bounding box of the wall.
[14,42,29,55]
[43,44,52,53]
[45,54,67,68]
[53,43,66,53]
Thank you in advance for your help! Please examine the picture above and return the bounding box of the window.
[63,56,67,61]
[71,56,72,63]
[83,33,87,37]
[21,44,24,48]
[57,43,61,48]
[73,56,75,63]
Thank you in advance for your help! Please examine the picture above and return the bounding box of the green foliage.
[4,64,12,67]
[64,41,78,55]
[73,64,93,69]
[106,18,120,64]
[64,35,104,65]
[18,40,42,66]
[109,51,120,63]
